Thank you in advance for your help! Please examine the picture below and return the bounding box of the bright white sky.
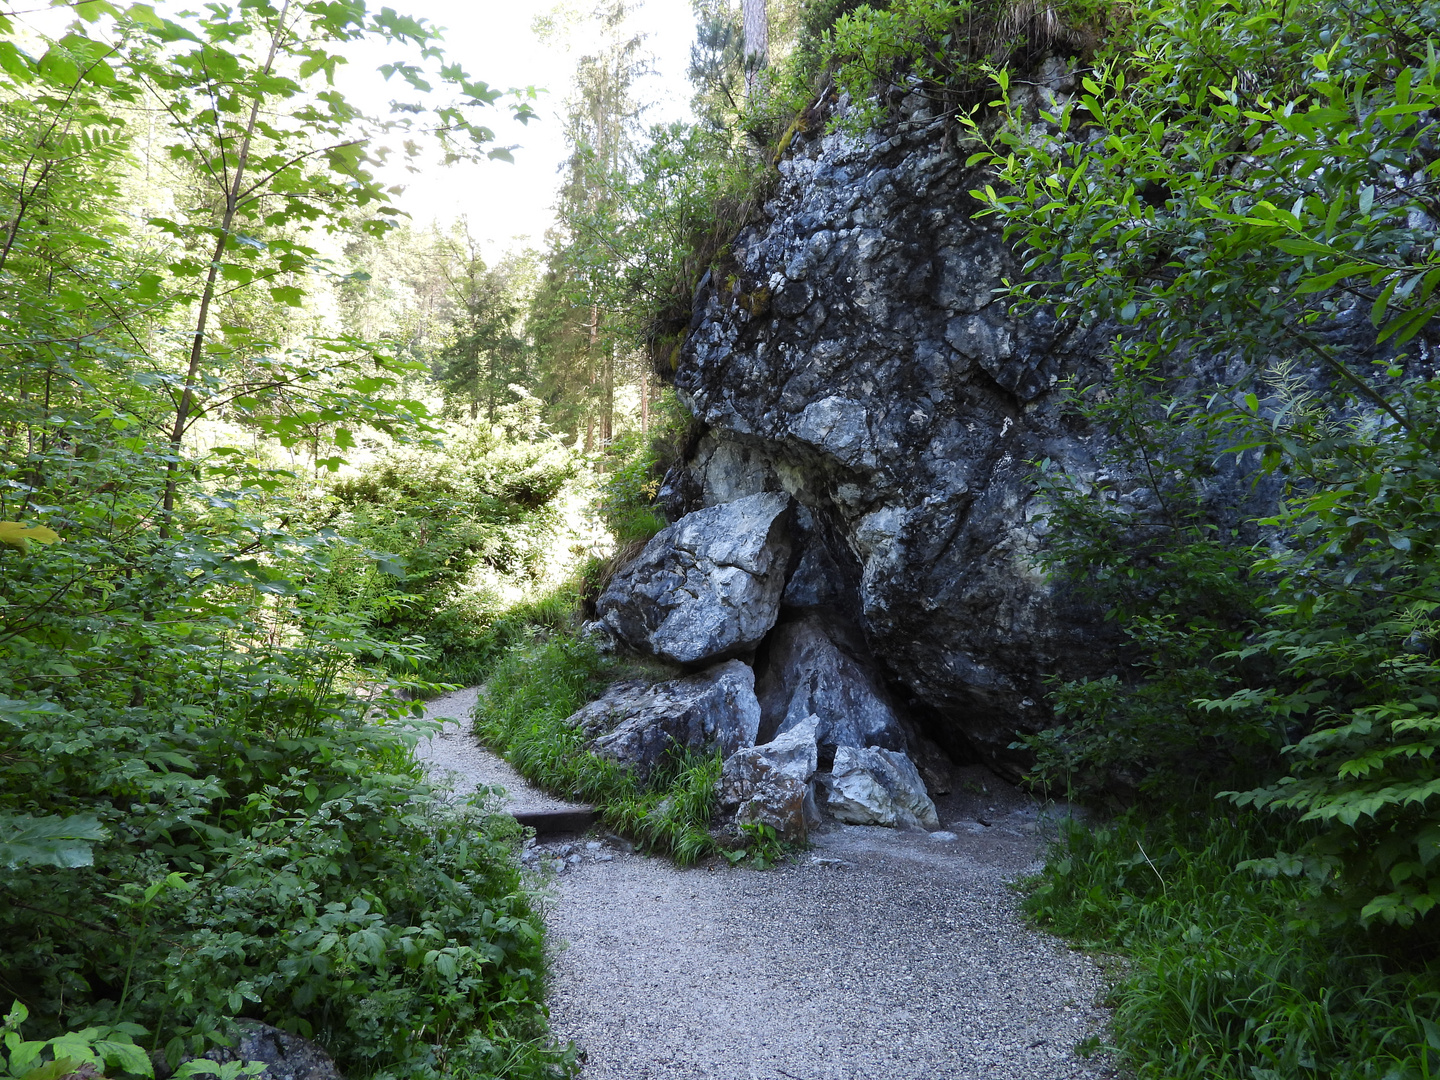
[336,0,700,259]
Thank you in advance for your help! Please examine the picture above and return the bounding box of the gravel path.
[414,686,586,815]
[418,687,1115,1080]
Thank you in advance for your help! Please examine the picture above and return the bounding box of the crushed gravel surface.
[418,687,1116,1080]
[414,686,585,815]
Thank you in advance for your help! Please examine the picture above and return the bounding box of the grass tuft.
[472,632,721,864]
[1026,811,1440,1079]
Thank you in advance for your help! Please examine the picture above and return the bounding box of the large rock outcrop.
[668,88,1117,776]
[595,491,794,666]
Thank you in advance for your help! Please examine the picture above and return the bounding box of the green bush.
[593,391,696,552]
[316,425,577,642]
[1211,381,1440,928]
[0,436,573,1078]
[596,430,669,547]
[1027,812,1440,1079]
[1018,367,1281,801]
[0,607,574,1078]
[409,585,584,688]
[972,0,1440,928]
[824,0,1102,130]
[0,1,572,1071]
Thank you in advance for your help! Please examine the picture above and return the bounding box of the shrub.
[1018,367,1282,801]
[824,0,1103,130]
[316,424,577,642]
[1026,811,1440,1079]
[596,430,668,547]
[410,585,585,688]
[1212,381,1440,928]
[0,442,574,1078]
[975,0,1440,927]
[0,612,575,1078]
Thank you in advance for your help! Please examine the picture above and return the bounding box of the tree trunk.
[163,0,293,529]
[742,0,768,87]
[601,342,613,444]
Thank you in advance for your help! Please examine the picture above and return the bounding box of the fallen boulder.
[819,746,940,830]
[566,660,761,777]
[755,614,907,758]
[595,492,793,666]
[717,716,820,839]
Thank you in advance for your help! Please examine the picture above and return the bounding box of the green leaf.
[1272,237,1331,256]
[37,47,79,86]
[0,522,61,553]
[0,813,107,869]
[1294,263,1371,294]
[0,40,35,81]
[93,1038,154,1077]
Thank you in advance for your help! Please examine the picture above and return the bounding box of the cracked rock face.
[755,613,908,760]
[672,110,1118,777]
[596,492,794,666]
[566,660,761,777]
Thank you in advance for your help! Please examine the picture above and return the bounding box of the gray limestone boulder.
[755,614,907,758]
[566,660,761,777]
[717,715,821,839]
[202,1023,342,1080]
[819,746,940,830]
[596,492,794,666]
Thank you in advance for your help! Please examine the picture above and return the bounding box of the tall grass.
[1027,812,1440,1078]
[473,633,721,864]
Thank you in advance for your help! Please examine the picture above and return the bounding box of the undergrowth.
[472,633,721,864]
[1026,812,1440,1079]
[399,587,583,688]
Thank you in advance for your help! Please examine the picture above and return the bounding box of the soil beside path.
[417,687,1116,1080]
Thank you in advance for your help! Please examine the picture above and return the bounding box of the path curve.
[416,687,1115,1080]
